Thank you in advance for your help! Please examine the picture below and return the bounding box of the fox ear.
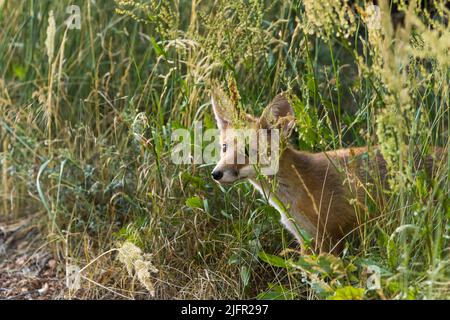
[263,94,294,119]
[211,90,233,130]
[260,94,296,136]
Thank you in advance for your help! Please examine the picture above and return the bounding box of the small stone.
[48,259,57,269]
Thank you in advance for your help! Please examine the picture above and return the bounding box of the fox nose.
[211,170,223,180]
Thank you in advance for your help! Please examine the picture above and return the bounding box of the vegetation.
[0,0,448,299]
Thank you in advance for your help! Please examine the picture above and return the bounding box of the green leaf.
[181,172,206,190]
[149,36,166,57]
[13,63,26,81]
[228,253,242,265]
[329,286,365,300]
[240,265,251,288]
[258,252,289,268]
[185,196,203,209]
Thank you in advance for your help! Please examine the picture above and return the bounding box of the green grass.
[0,0,448,299]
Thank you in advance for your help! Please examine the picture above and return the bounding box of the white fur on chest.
[248,180,316,243]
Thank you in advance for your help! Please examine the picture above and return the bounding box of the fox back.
[210,91,445,253]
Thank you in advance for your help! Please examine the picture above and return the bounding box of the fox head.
[211,90,296,184]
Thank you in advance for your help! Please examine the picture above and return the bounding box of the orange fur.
[211,92,445,254]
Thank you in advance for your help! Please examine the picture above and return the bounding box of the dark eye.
[222,144,227,153]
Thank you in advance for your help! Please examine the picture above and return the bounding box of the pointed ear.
[259,94,296,136]
[263,94,294,119]
[211,89,233,130]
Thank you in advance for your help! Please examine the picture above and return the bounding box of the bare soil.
[0,218,65,300]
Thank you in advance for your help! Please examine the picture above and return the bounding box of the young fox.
[211,92,444,253]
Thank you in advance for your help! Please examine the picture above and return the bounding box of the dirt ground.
[0,218,65,299]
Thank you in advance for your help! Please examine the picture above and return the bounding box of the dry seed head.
[303,0,356,40]
[117,242,159,296]
[45,10,56,62]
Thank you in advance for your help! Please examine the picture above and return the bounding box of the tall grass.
[0,0,448,299]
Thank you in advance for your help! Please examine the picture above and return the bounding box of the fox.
[210,90,445,254]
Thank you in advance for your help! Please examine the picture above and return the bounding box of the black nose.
[211,170,223,180]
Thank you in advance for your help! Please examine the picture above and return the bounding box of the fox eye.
[222,144,227,153]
